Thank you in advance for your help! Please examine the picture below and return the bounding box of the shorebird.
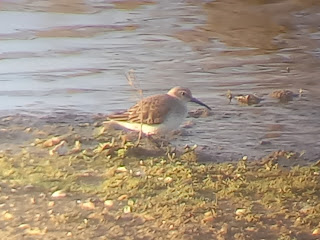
[107,86,211,135]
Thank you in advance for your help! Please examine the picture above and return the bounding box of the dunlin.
[107,86,211,135]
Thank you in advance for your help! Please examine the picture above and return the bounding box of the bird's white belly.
[110,121,160,135]
[159,110,187,133]
[111,106,187,135]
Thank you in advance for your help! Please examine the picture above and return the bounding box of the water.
[0,0,320,161]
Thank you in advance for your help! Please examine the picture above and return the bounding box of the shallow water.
[0,0,320,161]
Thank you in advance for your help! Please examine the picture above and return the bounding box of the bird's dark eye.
[181,91,186,96]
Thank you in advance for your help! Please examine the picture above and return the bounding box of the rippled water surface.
[1,0,320,161]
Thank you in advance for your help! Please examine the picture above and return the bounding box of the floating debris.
[234,94,262,105]
[226,90,232,103]
[299,88,304,98]
[181,120,195,129]
[188,108,211,118]
[270,89,294,102]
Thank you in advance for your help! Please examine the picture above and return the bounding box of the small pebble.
[118,194,128,201]
[104,200,114,208]
[51,190,67,199]
[123,205,131,213]
[25,227,47,236]
[70,141,82,153]
[24,127,32,133]
[24,184,34,190]
[127,199,135,206]
[312,228,320,235]
[235,208,247,216]
[163,177,173,184]
[18,224,30,229]
[182,120,195,128]
[300,205,313,214]
[202,216,215,223]
[49,140,68,156]
[43,137,63,147]
[116,166,128,173]
[81,202,95,210]
[260,140,271,145]
[3,212,14,220]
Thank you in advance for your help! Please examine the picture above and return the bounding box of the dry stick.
[125,69,143,146]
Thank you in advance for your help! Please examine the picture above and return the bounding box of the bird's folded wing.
[108,94,172,124]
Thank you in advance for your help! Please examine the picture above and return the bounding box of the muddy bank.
[0,0,319,161]
[0,113,319,239]
[0,110,318,164]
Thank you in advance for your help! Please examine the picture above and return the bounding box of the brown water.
[1,0,320,161]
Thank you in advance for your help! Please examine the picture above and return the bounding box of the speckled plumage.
[107,86,211,135]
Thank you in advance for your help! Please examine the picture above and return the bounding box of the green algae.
[0,135,319,240]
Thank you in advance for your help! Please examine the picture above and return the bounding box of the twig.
[125,69,143,146]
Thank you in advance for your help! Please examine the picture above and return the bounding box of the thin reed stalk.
[125,69,143,146]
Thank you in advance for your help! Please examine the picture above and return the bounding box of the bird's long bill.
[190,97,211,110]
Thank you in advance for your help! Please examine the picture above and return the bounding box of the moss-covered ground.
[0,115,319,240]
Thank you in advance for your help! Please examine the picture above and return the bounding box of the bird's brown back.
[107,94,174,124]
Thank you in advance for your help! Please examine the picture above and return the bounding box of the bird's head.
[167,86,211,110]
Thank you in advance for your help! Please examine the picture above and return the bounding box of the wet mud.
[0,113,319,239]
[1,0,319,161]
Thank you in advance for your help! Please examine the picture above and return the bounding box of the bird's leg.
[135,129,142,147]
[144,134,167,150]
